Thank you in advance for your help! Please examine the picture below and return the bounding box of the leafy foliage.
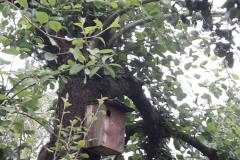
[0,0,240,160]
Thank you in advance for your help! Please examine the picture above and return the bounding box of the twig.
[107,17,153,47]
[10,83,37,99]
[6,77,29,96]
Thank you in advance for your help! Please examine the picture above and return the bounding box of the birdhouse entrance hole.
[106,109,111,117]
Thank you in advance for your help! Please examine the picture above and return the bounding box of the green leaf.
[110,2,118,8]
[48,37,58,46]
[106,67,115,78]
[84,26,97,34]
[72,38,85,45]
[98,99,104,105]
[89,67,100,78]
[102,55,113,63]
[80,153,89,158]
[110,23,121,28]
[132,154,139,160]
[184,62,192,70]
[119,53,127,61]
[201,93,210,99]
[26,137,34,144]
[2,48,19,55]
[84,68,90,75]
[49,21,61,32]
[166,14,179,26]
[221,84,227,90]
[18,91,32,98]
[67,60,75,66]
[74,4,81,9]
[77,140,86,149]
[48,0,56,6]
[0,106,15,113]
[110,17,121,28]
[200,60,208,66]
[130,0,141,6]
[70,48,85,63]
[21,77,37,86]
[175,87,187,101]
[17,0,28,8]
[201,93,212,104]
[60,76,68,84]
[109,63,122,68]
[36,12,49,24]
[190,30,199,37]
[2,6,11,17]
[69,64,83,75]
[97,37,105,46]
[99,49,113,54]
[135,32,145,40]
[194,74,201,79]
[207,120,216,133]
[173,139,181,150]
[0,144,7,149]
[74,22,83,29]
[0,57,11,65]
[87,48,99,55]
[156,13,165,28]
[92,116,98,121]
[232,73,239,80]
[22,148,30,157]
[100,110,106,114]
[86,60,97,67]
[78,55,86,63]
[211,56,217,61]
[44,52,57,61]
[235,109,240,116]
[0,94,7,100]
[65,101,71,107]
[44,124,54,134]
[93,19,103,29]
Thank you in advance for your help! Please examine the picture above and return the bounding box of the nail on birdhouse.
[84,99,133,156]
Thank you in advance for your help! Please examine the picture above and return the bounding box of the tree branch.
[91,0,159,48]
[102,0,158,30]
[122,80,218,159]
[107,17,153,47]
[125,119,219,160]
[106,10,226,47]
[175,132,219,160]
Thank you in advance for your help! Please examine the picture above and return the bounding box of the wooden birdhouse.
[84,99,133,156]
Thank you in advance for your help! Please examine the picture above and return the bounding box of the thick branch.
[106,10,225,47]
[175,132,218,160]
[124,73,158,126]
[125,120,219,160]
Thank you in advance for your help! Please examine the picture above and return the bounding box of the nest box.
[84,99,133,156]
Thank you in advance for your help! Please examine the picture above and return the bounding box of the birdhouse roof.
[88,99,134,113]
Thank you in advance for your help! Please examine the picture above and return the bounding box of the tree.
[0,0,240,159]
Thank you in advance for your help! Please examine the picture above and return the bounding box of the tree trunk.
[37,38,134,159]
